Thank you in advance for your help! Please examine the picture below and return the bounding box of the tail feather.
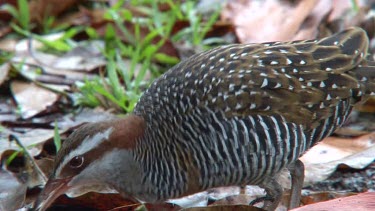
[317,27,369,69]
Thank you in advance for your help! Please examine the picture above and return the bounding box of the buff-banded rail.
[33,27,375,211]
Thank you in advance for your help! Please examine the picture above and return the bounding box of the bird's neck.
[108,114,146,149]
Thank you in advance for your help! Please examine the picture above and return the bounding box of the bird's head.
[33,115,146,211]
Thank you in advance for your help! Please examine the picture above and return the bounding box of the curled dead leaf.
[301,133,375,184]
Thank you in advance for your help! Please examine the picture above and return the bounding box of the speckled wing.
[169,27,370,129]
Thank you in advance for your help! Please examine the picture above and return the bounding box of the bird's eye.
[69,156,84,168]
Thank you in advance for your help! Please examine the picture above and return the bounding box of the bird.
[33,27,375,211]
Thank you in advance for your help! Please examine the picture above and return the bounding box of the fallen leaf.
[0,94,17,122]
[293,0,332,40]
[183,204,263,211]
[300,190,357,205]
[0,38,17,51]
[56,108,118,129]
[0,62,10,86]
[51,40,106,72]
[48,192,140,211]
[301,133,375,184]
[14,33,65,52]
[13,36,107,74]
[0,168,28,211]
[292,191,375,211]
[222,0,330,43]
[28,0,81,25]
[11,81,59,119]
[0,127,53,156]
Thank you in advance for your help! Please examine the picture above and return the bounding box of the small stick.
[9,134,48,183]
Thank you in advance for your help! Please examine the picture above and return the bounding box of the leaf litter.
[0,0,375,210]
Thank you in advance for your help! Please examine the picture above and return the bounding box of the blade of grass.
[53,121,61,152]
[17,0,30,30]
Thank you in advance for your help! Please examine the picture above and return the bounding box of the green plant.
[77,1,174,111]
[76,50,151,112]
[54,121,62,152]
[3,0,71,35]
[6,151,21,166]
[9,22,82,52]
[0,50,13,64]
[75,78,103,108]
[172,1,221,46]
[2,0,31,31]
[351,0,359,12]
[77,0,222,112]
[5,135,36,166]
[3,0,80,52]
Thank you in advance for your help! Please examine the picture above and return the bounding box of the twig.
[9,134,48,183]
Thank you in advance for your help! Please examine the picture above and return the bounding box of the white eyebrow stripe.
[55,127,114,177]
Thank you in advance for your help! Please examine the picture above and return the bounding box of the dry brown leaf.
[0,168,27,211]
[210,194,255,206]
[49,193,133,210]
[0,62,10,86]
[55,108,118,129]
[293,0,332,40]
[329,0,370,28]
[0,38,17,51]
[0,128,53,156]
[0,25,12,38]
[10,38,94,86]
[301,133,375,185]
[1,109,118,167]
[300,190,357,206]
[169,186,281,209]
[292,191,375,211]
[183,204,263,211]
[11,81,59,119]
[13,36,106,74]
[329,0,354,21]
[10,35,104,85]
[0,94,17,122]
[222,0,332,43]
[28,0,82,25]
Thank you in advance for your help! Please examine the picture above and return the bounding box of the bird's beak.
[32,177,72,211]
